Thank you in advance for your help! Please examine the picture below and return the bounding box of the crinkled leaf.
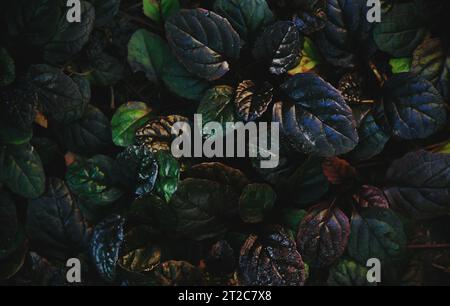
[274,73,358,156]
[390,57,412,74]
[111,102,152,147]
[165,8,241,81]
[90,0,121,27]
[213,0,274,41]
[56,105,112,156]
[66,155,124,206]
[89,214,125,282]
[116,145,158,196]
[151,260,203,285]
[87,53,125,86]
[239,226,306,286]
[348,207,406,265]
[43,1,95,64]
[170,178,239,241]
[154,151,180,202]
[239,183,276,223]
[297,203,350,267]
[288,37,321,75]
[0,143,45,199]
[28,64,86,124]
[384,150,450,220]
[253,21,302,75]
[353,185,389,209]
[322,157,357,185]
[235,80,273,122]
[27,178,90,259]
[327,258,375,286]
[119,245,161,274]
[0,237,28,281]
[143,0,181,23]
[373,1,427,57]
[377,73,446,139]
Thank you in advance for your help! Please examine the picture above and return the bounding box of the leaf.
[43,1,95,64]
[348,207,406,265]
[56,105,112,155]
[116,145,158,196]
[0,190,18,259]
[143,0,181,23]
[185,162,249,193]
[235,80,273,122]
[278,208,307,236]
[377,73,446,140]
[0,237,28,281]
[161,60,210,100]
[389,57,412,74]
[253,21,302,75]
[165,8,241,81]
[327,258,376,286]
[274,73,358,156]
[151,260,203,285]
[90,0,121,27]
[322,157,357,185]
[373,1,427,57]
[353,185,389,209]
[89,214,125,282]
[213,0,274,41]
[5,0,61,46]
[0,143,45,199]
[197,85,236,138]
[28,65,86,124]
[314,0,375,68]
[111,102,152,147]
[128,29,173,82]
[239,183,276,223]
[66,155,124,206]
[154,151,180,202]
[337,72,365,105]
[0,48,15,86]
[87,53,125,86]
[345,114,390,162]
[0,121,33,146]
[119,245,161,274]
[136,115,189,152]
[170,178,239,241]
[411,38,450,100]
[27,178,90,259]
[384,150,450,220]
[239,226,306,286]
[296,203,350,267]
[288,37,321,75]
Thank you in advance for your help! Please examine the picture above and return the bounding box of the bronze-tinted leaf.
[235,80,274,122]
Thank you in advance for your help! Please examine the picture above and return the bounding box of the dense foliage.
[0,0,450,286]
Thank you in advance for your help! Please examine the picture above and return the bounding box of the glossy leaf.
[213,0,274,41]
[288,37,321,75]
[297,203,350,267]
[253,21,302,75]
[165,8,241,80]
[239,226,306,286]
[143,0,180,23]
[27,178,90,259]
[111,102,152,147]
[384,150,450,220]
[235,80,273,122]
[353,185,389,209]
[154,151,180,203]
[390,57,412,74]
[378,73,446,139]
[89,214,125,282]
[239,183,276,223]
[0,143,45,199]
[151,260,203,285]
[348,207,406,265]
[327,258,375,286]
[274,73,358,156]
[87,53,125,86]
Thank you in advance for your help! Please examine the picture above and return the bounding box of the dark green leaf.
[90,0,121,27]
[66,155,124,206]
[213,0,274,41]
[165,8,241,80]
[0,190,18,260]
[0,48,15,87]
[384,150,450,220]
[296,202,350,267]
[348,207,406,265]
[239,183,276,223]
[27,178,90,259]
[253,21,302,75]
[327,258,375,286]
[143,0,181,23]
[89,214,124,282]
[389,57,412,74]
[87,53,125,86]
[111,102,152,147]
[274,73,358,156]
[154,151,180,202]
[0,143,45,199]
[373,1,427,57]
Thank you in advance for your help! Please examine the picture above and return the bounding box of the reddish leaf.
[322,157,357,184]
[353,185,389,209]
